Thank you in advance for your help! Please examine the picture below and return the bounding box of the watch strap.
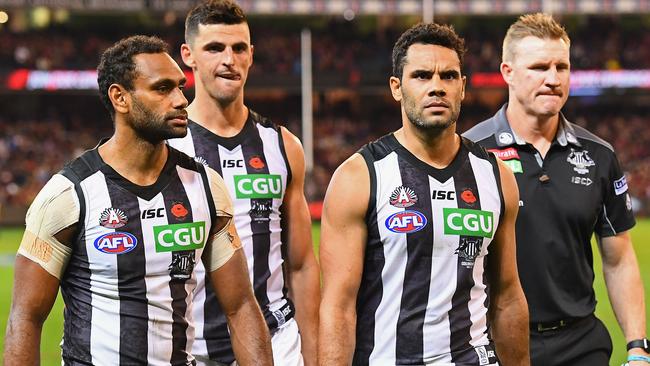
[627,338,650,352]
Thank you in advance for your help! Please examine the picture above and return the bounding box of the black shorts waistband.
[530,314,593,333]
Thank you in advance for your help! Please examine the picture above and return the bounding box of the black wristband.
[627,338,650,352]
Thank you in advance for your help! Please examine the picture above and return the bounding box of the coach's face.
[390,43,466,133]
[123,53,188,143]
[181,22,254,106]
[501,36,570,118]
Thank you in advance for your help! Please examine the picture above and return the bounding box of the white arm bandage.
[202,167,242,272]
[17,174,79,279]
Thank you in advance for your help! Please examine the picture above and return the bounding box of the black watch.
[627,338,650,352]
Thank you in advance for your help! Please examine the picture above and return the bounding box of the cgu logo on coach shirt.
[94,232,138,254]
[443,208,494,238]
[234,174,282,199]
[153,222,206,252]
[385,210,427,233]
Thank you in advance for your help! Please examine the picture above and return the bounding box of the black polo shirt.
[463,105,636,323]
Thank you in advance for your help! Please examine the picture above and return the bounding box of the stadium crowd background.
[0,12,649,218]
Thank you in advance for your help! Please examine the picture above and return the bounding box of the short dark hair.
[392,23,466,80]
[97,35,169,118]
[185,0,247,45]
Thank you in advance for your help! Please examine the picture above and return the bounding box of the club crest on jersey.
[389,186,418,208]
[249,200,272,222]
[456,237,483,268]
[385,210,427,233]
[170,202,189,220]
[248,155,266,170]
[460,189,477,205]
[567,148,595,175]
[94,232,137,254]
[169,251,196,280]
[99,207,128,229]
[193,156,209,167]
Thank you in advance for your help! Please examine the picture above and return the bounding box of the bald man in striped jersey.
[319,23,530,365]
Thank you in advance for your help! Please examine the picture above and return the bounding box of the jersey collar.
[490,104,582,148]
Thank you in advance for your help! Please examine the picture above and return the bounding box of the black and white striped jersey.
[57,146,220,366]
[354,134,504,366]
[168,110,292,362]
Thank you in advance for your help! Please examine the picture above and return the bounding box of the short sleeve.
[595,151,636,237]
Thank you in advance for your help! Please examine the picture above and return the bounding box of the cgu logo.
[443,208,494,238]
[94,232,138,254]
[154,221,206,252]
[385,210,428,233]
[234,174,282,199]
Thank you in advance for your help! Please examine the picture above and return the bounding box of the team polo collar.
[490,104,582,148]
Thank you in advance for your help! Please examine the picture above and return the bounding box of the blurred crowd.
[1,98,648,216]
[2,16,650,80]
[1,14,649,216]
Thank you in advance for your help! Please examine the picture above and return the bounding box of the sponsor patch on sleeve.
[614,176,628,196]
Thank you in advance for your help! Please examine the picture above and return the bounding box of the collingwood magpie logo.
[567,148,595,175]
[249,201,272,222]
[455,237,483,267]
[169,251,196,280]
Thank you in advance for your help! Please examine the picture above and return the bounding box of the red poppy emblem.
[171,203,188,218]
[249,156,265,169]
[461,189,477,204]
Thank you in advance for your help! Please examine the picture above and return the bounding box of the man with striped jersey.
[3,35,272,366]
[168,1,320,365]
[319,23,530,365]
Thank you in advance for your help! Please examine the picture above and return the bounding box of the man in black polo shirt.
[464,13,648,366]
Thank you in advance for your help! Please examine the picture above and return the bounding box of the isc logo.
[222,159,244,168]
[141,208,165,219]
[385,210,427,233]
[93,232,138,254]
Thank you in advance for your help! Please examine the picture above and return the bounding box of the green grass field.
[0,220,648,365]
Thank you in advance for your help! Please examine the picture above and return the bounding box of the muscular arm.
[280,127,320,366]
[207,247,273,366]
[598,231,649,361]
[4,225,74,365]
[203,168,273,365]
[488,160,530,365]
[318,154,369,365]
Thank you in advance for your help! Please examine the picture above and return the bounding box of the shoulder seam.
[571,123,614,152]
[462,119,496,142]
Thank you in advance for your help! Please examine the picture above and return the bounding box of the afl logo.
[94,232,138,254]
[385,210,427,233]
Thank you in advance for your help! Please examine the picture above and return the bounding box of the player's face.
[182,22,253,106]
[127,53,188,143]
[502,36,570,118]
[390,43,466,132]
